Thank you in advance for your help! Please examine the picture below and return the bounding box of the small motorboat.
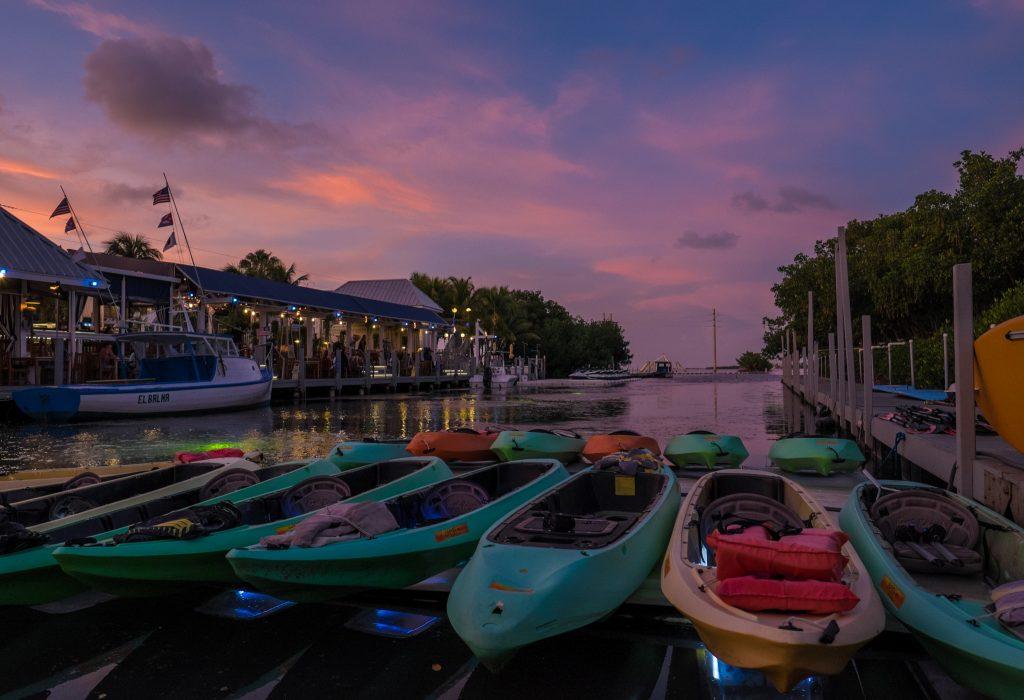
[768,435,864,476]
[407,428,500,462]
[581,431,660,463]
[0,456,271,606]
[448,452,679,668]
[226,460,569,602]
[489,429,586,463]
[840,480,1024,699]
[13,332,272,422]
[52,458,451,597]
[660,470,884,691]
[470,354,520,388]
[332,439,411,467]
[663,431,749,470]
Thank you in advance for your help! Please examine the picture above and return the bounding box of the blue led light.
[231,296,239,304]
[289,305,297,312]
[0,267,7,277]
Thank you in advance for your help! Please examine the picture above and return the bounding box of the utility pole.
[712,307,718,373]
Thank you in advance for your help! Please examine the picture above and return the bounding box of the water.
[1,374,788,472]
[0,376,940,699]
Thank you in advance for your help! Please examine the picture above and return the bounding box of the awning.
[177,265,445,325]
[0,207,108,290]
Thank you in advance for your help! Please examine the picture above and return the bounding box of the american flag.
[50,197,70,219]
[152,186,171,205]
[158,212,173,228]
[163,230,177,252]
[64,217,76,232]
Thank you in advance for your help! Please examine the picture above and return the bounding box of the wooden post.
[862,315,874,452]
[781,331,788,386]
[334,347,343,393]
[834,248,847,431]
[953,263,975,498]
[837,228,857,436]
[53,337,65,385]
[297,349,307,397]
[67,289,77,380]
[827,332,837,414]
[364,348,372,390]
[812,341,819,402]
[807,290,815,401]
[887,343,892,385]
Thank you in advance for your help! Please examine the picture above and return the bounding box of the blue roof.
[0,206,107,288]
[177,265,445,325]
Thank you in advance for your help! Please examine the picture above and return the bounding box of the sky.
[2,1,1024,366]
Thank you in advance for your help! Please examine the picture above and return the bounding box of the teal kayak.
[448,463,679,668]
[226,460,570,602]
[332,439,411,466]
[663,431,748,469]
[769,436,864,475]
[840,481,1024,699]
[52,458,451,597]
[0,445,369,606]
[490,429,585,463]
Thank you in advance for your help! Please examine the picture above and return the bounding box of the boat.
[489,429,585,463]
[768,435,864,475]
[660,470,884,691]
[447,457,679,668]
[51,458,451,597]
[568,369,631,381]
[0,457,268,606]
[839,480,1024,699]
[406,428,500,462]
[226,459,569,602]
[332,439,411,466]
[975,315,1024,453]
[12,332,272,422]
[663,431,749,469]
[470,354,520,388]
[581,431,660,463]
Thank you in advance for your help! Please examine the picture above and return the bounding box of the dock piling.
[953,263,976,498]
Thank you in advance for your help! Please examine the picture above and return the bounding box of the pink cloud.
[271,166,436,214]
[30,0,160,39]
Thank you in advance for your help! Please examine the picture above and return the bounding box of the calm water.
[0,376,940,699]
[1,374,790,472]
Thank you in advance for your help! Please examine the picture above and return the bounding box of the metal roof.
[177,266,445,325]
[335,278,443,313]
[0,206,107,288]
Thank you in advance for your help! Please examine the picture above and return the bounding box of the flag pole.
[60,185,116,306]
[163,173,206,302]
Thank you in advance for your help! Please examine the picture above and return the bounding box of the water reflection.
[0,375,786,471]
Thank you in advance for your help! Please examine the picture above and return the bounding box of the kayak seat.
[870,489,981,575]
[698,493,804,566]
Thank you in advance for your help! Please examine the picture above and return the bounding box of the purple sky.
[2,1,1023,365]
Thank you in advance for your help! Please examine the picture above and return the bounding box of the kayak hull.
[489,431,585,463]
[332,440,411,467]
[664,434,748,469]
[768,437,864,475]
[840,481,1024,700]
[581,434,660,463]
[661,470,884,692]
[407,431,499,462]
[227,460,570,602]
[448,467,679,666]
[52,458,452,597]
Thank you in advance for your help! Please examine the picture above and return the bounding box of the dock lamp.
[0,267,6,279]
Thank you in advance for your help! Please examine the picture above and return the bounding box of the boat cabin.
[119,332,240,384]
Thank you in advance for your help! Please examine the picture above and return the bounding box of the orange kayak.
[407,428,500,462]
[582,431,661,463]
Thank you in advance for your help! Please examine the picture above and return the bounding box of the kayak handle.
[819,619,840,644]
[827,447,844,463]
[710,441,727,457]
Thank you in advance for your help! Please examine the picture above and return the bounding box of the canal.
[0,375,949,699]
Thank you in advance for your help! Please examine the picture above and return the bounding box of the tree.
[737,351,772,372]
[225,249,308,285]
[104,231,162,260]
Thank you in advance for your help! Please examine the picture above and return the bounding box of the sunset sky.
[2,1,1023,364]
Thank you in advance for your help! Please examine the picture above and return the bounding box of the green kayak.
[769,436,864,475]
[226,459,570,602]
[52,457,451,597]
[0,444,383,607]
[840,481,1024,699]
[663,431,748,469]
[489,429,585,463]
[448,463,679,668]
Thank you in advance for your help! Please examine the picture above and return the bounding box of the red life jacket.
[717,575,860,614]
[708,524,849,582]
[175,448,245,464]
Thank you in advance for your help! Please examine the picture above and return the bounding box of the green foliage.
[104,231,162,260]
[767,148,1024,387]
[411,273,631,377]
[225,249,309,285]
[736,350,772,372]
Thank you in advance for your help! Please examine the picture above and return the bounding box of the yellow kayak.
[975,315,1024,453]
[660,470,884,691]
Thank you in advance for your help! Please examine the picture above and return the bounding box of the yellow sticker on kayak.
[703,435,720,442]
[880,575,905,608]
[275,524,296,535]
[615,475,636,496]
[434,523,469,542]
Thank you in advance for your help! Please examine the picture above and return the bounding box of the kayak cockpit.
[488,469,670,549]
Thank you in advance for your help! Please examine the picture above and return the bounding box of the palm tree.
[104,231,162,260]
[225,249,309,285]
